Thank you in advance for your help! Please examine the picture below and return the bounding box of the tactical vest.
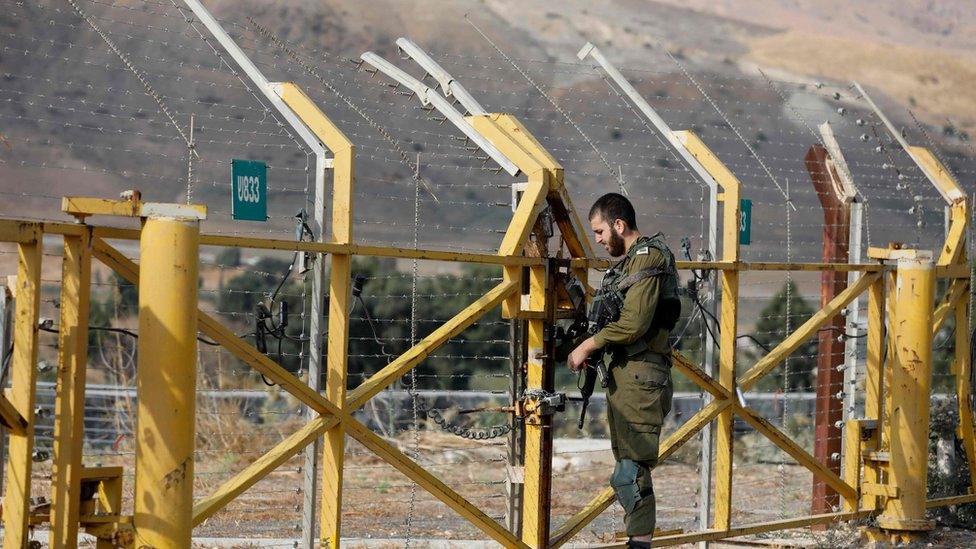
[596,233,681,354]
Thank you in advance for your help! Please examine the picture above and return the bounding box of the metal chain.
[420,402,515,440]
[186,113,195,204]
[780,176,792,518]
[404,164,422,548]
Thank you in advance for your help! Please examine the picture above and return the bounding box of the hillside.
[1,0,974,265]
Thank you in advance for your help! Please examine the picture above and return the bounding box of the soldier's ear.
[613,218,627,234]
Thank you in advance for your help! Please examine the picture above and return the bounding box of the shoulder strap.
[617,266,668,292]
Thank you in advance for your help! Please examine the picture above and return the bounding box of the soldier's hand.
[567,337,597,372]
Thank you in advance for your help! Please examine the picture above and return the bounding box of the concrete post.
[133,215,200,548]
[805,144,851,515]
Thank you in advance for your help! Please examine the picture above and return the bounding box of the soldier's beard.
[607,227,625,257]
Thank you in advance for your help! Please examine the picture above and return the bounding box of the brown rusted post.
[805,144,852,516]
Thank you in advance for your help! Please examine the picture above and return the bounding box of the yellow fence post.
[2,225,42,549]
[676,130,741,530]
[269,81,356,549]
[50,229,92,549]
[861,273,886,511]
[133,212,202,548]
[877,255,935,535]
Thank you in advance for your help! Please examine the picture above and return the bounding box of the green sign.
[739,198,752,246]
[231,159,267,221]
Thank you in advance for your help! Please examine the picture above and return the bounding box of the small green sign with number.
[739,198,752,246]
[231,159,267,221]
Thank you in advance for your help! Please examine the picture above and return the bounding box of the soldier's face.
[590,214,626,257]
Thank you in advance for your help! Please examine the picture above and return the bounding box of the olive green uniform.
[592,235,675,538]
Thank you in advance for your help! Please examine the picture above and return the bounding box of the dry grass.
[747,30,976,132]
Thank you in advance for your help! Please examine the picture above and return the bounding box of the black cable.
[270,252,299,304]
[353,294,391,361]
[736,334,771,354]
[40,325,225,346]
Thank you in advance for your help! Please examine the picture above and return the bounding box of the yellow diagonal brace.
[933,279,967,335]
[648,509,877,546]
[91,238,339,416]
[909,145,966,204]
[549,184,595,259]
[344,418,528,548]
[734,405,857,502]
[346,280,517,410]
[499,172,549,257]
[672,352,857,501]
[468,114,551,258]
[549,397,733,548]
[940,203,968,267]
[0,394,27,435]
[192,416,333,527]
[739,272,879,392]
[671,351,729,399]
[468,114,547,178]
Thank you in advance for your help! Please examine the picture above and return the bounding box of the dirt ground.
[20,431,976,547]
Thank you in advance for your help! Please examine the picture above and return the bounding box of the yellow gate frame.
[1,80,975,549]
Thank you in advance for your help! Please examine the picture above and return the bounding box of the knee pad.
[610,459,642,514]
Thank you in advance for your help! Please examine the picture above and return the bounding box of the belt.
[609,340,670,365]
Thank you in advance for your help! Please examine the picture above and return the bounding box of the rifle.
[559,276,613,429]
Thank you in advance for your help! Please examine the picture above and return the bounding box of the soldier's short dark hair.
[589,193,637,231]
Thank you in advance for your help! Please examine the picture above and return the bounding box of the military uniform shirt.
[591,245,670,358]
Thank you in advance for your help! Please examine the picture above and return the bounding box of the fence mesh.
[1,0,975,545]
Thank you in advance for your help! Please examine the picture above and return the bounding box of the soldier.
[568,192,680,548]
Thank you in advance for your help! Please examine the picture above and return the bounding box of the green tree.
[746,280,816,391]
[111,271,138,317]
[216,247,242,268]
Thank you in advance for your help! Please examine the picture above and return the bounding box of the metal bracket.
[359,51,520,176]
[62,191,207,221]
[522,390,566,425]
[854,81,964,205]
[394,37,487,115]
[577,42,719,196]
